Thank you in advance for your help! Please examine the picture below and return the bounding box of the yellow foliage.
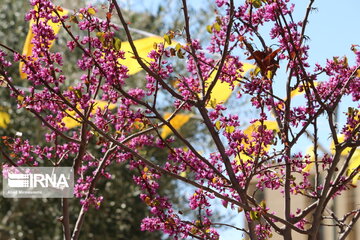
[243,120,278,137]
[235,120,279,164]
[289,81,319,99]
[295,134,360,185]
[330,134,353,156]
[205,63,255,108]
[0,110,10,129]
[235,153,252,164]
[161,113,192,138]
[87,8,96,15]
[62,100,116,129]
[302,146,315,173]
[19,6,69,79]
[119,37,176,75]
[348,150,360,185]
[330,135,360,185]
[275,82,320,111]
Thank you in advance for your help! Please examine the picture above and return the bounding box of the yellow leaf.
[348,149,360,185]
[161,113,192,138]
[175,43,182,51]
[92,100,116,110]
[225,125,235,133]
[163,34,171,45]
[205,63,255,108]
[235,153,252,164]
[290,81,319,99]
[113,38,121,51]
[96,32,105,43]
[215,121,221,130]
[356,69,360,78]
[329,135,360,185]
[259,200,266,209]
[153,42,158,50]
[330,134,353,156]
[302,146,315,173]
[235,120,278,164]
[87,7,96,15]
[250,211,260,221]
[61,100,116,129]
[118,37,177,76]
[250,66,261,77]
[19,6,69,79]
[17,95,24,104]
[274,82,320,113]
[243,120,278,137]
[213,22,221,32]
[0,110,10,129]
[352,173,359,185]
[133,120,145,130]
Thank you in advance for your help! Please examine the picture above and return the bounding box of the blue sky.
[293,0,360,65]
[127,0,360,63]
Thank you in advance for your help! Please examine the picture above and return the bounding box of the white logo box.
[2,167,74,198]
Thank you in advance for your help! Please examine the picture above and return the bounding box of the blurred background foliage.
[0,0,183,239]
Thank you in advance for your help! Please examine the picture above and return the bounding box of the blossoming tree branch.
[0,0,359,239]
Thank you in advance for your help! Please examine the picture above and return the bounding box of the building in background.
[248,174,359,240]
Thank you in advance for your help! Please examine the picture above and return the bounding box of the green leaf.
[74,89,82,99]
[209,98,217,108]
[250,211,260,221]
[96,32,105,43]
[164,34,172,45]
[251,0,263,8]
[215,121,221,130]
[260,200,266,209]
[114,38,121,51]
